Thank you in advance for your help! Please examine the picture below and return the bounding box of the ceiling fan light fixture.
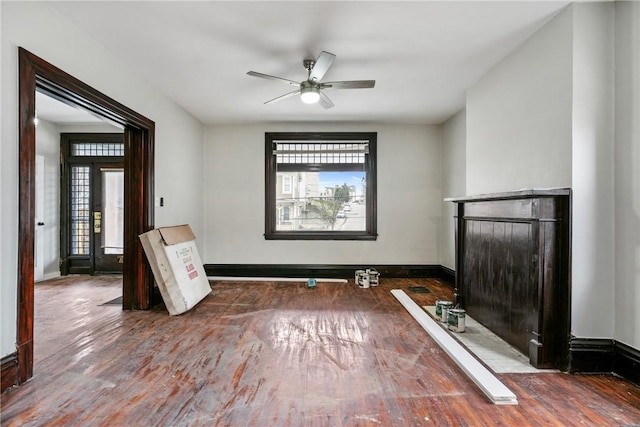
[248,51,374,109]
[300,86,320,104]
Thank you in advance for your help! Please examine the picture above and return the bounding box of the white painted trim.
[208,276,348,283]
[391,289,518,405]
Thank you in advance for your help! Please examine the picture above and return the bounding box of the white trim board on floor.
[391,289,518,405]
[208,276,348,283]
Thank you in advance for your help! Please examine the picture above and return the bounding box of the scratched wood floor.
[2,276,640,426]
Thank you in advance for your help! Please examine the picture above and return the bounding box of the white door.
[34,154,45,282]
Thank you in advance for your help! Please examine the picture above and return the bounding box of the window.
[72,142,124,157]
[70,165,91,255]
[265,132,377,240]
[282,175,292,194]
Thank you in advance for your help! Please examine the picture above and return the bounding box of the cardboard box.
[139,224,211,315]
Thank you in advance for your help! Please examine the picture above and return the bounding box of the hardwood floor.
[2,276,640,426]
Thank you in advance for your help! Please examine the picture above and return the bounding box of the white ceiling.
[45,1,570,125]
[36,91,105,125]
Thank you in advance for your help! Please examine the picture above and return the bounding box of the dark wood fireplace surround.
[448,189,571,370]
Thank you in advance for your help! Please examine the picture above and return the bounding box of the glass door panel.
[93,166,124,273]
[101,168,124,255]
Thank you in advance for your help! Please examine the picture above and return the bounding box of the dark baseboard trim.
[1,352,18,393]
[614,341,640,387]
[204,264,453,282]
[440,266,455,285]
[569,338,615,373]
[569,338,640,387]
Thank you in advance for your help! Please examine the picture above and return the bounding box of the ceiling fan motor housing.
[303,59,315,72]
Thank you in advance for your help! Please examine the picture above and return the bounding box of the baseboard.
[568,338,615,373]
[204,264,452,281]
[614,341,640,387]
[568,338,640,387]
[440,266,455,285]
[1,352,18,393]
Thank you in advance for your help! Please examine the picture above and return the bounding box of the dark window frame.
[265,132,377,240]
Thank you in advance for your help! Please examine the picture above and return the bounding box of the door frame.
[16,48,155,385]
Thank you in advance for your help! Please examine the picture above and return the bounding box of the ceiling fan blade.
[247,71,299,86]
[308,51,336,82]
[318,91,334,109]
[320,80,376,89]
[264,89,302,105]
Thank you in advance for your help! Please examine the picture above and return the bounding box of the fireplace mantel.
[447,188,571,370]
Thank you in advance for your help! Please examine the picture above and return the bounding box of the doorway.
[14,48,155,388]
[59,133,125,275]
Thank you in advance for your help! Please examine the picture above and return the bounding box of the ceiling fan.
[247,51,375,109]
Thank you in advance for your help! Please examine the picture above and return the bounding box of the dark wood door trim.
[16,47,155,386]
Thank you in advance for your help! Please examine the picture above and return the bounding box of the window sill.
[264,231,378,241]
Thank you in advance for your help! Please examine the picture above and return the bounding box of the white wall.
[0,1,3,327]
[1,2,204,358]
[465,4,618,340]
[466,6,573,195]
[440,109,466,271]
[614,1,640,349]
[571,2,615,339]
[35,119,62,280]
[203,123,441,265]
